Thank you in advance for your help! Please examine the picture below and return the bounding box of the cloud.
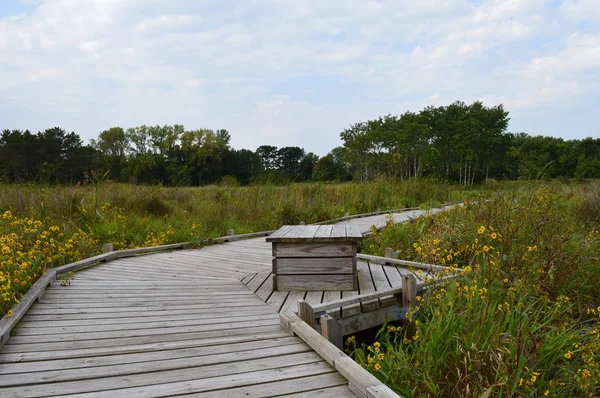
[0,0,598,154]
[560,0,600,22]
[135,14,202,34]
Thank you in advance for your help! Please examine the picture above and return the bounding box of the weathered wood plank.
[313,225,333,240]
[15,313,279,335]
[295,225,320,240]
[345,225,364,241]
[0,343,313,386]
[184,373,351,398]
[266,225,295,240]
[8,318,281,344]
[276,257,355,275]
[1,324,285,353]
[276,275,356,291]
[266,225,309,242]
[0,354,329,397]
[274,242,355,258]
[266,290,289,312]
[311,286,404,314]
[0,331,291,363]
[279,384,357,398]
[357,262,379,313]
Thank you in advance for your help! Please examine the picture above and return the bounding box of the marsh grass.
[356,181,600,397]
[0,179,469,315]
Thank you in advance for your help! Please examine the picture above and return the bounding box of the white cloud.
[0,0,597,153]
[135,14,202,34]
[560,0,600,22]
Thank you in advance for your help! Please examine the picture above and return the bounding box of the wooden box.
[266,225,363,291]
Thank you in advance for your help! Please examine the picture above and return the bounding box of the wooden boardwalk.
[0,210,432,397]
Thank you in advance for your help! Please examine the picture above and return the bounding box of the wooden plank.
[357,253,452,273]
[345,225,364,241]
[0,324,285,353]
[266,225,308,242]
[276,275,356,291]
[304,291,323,306]
[280,385,357,398]
[274,242,354,258]
[185,373,351,398]
[295,225,320,240]
[266,290,289,312]
[19,308,276,327]
[21,305,271,322]
[314,225,333,240]
[241,273,255,284]
[311,286,404,314]
[246,271,270,293]
[322,291,342,319]
[357,262,379,313]
[266,225,295,241]
[0,331,290,363]
[255,273,274,301]
[340,306,408,336]
[371,263,397,307]
[15,313,279,335]
[0,354,329,397]
[276,257,354,275]
[0,343,313,386]
[281,292,306,313]
[8,318,281,344]
[0,336,300,374]
[329,225,347,242]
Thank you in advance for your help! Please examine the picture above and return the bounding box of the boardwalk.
[0,210,433,397]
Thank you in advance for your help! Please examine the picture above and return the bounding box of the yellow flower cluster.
[1,211,98,315]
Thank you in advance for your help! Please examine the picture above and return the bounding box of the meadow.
[0,179,467,316]
[353,181,600,397]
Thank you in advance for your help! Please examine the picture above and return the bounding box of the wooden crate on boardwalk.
[267,225,363,291]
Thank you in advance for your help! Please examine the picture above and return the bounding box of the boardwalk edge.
[280,310,402,398]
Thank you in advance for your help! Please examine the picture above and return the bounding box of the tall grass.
[355,181,600,397]
[0,179,469,316]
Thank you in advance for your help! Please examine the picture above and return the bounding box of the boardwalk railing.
[280,309,400,398]
[294,277,421,349]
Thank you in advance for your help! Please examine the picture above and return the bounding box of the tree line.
[1,101,599,185]
[0,125,319,185]
[319,101,600,183]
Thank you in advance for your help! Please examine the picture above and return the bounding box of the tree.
[92,127,129,179]
[256,145,279,170]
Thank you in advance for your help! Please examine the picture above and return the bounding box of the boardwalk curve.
[0,208,447,397]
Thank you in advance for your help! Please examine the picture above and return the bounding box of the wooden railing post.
[402,274,417,308]
[384,248,396,263]
[320,313,343,349]
[297,299,315,328]
[101,243,114,253]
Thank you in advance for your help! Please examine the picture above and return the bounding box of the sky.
[0,0,599,156]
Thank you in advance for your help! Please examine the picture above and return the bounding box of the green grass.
[353,181,600,397]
